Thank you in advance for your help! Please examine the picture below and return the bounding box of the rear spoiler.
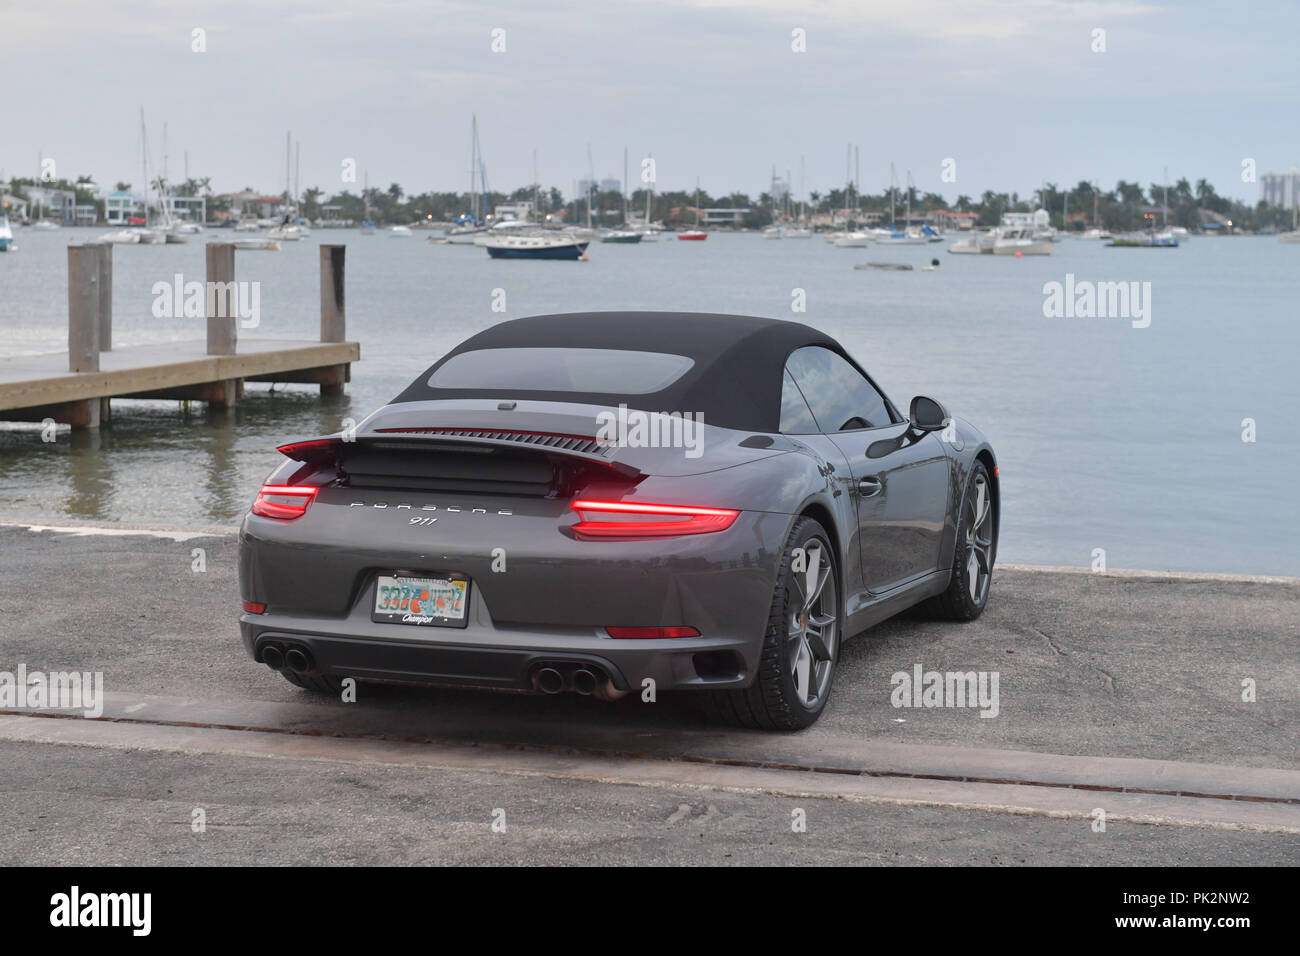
[276,428,641,478]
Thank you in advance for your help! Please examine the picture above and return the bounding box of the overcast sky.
[4,0,1295,204]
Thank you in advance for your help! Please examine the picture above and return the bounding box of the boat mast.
[646,153,653,227]
[889,162,896,227]
[284,131,291,213]
[1162,166,1168,228]
[585,143,594,230]
[790,156,800,225]
[905,170,912,227]
[623,146,628,224]
[853,145,859,223]
[473,115,483,223]
[140,108,150,227]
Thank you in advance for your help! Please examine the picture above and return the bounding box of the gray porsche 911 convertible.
[239,311,998,729]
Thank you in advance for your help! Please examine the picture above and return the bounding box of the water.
[1,227,1296,575]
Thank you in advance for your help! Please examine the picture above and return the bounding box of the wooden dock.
[0,243,360,428]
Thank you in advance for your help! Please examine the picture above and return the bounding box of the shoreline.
[3,518,1296,585]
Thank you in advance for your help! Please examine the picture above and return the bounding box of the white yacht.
[833,231,870,248]
[948,232,994,254]
[991,227,1052,255]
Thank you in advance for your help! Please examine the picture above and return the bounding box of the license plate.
[372,574,469,627]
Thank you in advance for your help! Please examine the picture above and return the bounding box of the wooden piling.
[96,243,113,351]
[206,243,237,357]
[67,245,99,374]
[320,245,346,395]
[320,245,346,343]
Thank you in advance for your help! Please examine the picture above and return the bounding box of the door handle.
[858,476,883,497]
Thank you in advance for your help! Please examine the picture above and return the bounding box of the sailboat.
[0,215,16,251]
[875,168,930,244]
[267,133,305,241]
[678,179,707,240]
[602,148,643,243]
[448,117,491,243]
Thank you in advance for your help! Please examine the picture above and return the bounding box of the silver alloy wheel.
[965,474,994,603]
[787,538,837,709]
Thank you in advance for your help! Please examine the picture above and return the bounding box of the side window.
[779,369,820,434]
[785,346,892,432]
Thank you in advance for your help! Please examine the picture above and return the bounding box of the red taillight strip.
[276,438,342,461]
[570,499,739,538]
[607,626,700,639]
[250,485,318,520]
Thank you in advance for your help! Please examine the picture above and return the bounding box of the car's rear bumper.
[241,616,754,692]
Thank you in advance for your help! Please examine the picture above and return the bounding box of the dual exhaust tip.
[532,664,624,700]
[259,642,312,674]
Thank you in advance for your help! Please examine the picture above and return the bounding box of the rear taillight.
[606,626,701,639]
[243,601,267,614]
[570,500,739,538]
[251,485,318,520]
[276,438,343,463]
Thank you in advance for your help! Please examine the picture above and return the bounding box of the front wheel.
[705,516,840,730]
[924,460,997,621]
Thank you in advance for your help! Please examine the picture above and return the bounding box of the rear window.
[427,347,695,395]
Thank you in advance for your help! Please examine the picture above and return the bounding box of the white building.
[1259,169,1300,210]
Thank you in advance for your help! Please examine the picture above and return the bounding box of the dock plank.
[0,339,360,412]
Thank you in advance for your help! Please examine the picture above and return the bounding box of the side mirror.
[908,395,951,433]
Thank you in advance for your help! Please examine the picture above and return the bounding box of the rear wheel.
[923,460,996,621]
[705,516,839,731]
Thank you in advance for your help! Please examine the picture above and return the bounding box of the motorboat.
[992,227,1052,255]
[97,230,140,244]
[390,225,413,237]
[1106,232,1178,248]
[833,231,870,248]
[475,233,590,259]
[267,222,304,241]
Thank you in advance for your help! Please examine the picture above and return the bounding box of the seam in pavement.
[3,715,1297,835]
[6,708,1297,808]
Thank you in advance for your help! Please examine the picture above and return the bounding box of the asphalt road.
[1,522,1296,865]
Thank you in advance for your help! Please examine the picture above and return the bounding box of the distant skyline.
[4,0,1296,204]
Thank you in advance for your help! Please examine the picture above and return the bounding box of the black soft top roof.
[392,311,851,433]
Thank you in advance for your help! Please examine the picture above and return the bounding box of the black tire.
[704,516,840,731]
[923,460,997,621]
[278,668,346,695]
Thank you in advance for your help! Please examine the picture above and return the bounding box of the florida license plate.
[372,574,469,627]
